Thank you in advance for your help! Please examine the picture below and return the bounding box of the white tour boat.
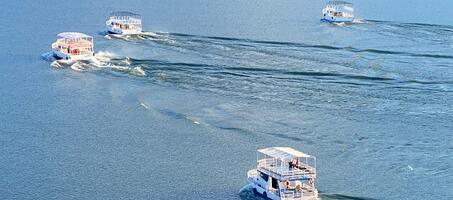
[322,1,354,23]
[52,32,94,61]
[247,147,318,200]
[106,11,143,35]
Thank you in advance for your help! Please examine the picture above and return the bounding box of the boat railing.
[107,18,141,25]
[257,160,316,179]
[52,46,93,57]
[109,16,141,20]
[280,183,316,199]
[324,9,353,17]
[339,12,353,17]
[52,40,93,54]
[52,40,93,47]
[68,50,92,56]
[111,24,141,30]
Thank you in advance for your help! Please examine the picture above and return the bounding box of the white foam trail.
[130,66,146,76]
[70,63,85,72]
[334,22,347,27]
[115,66,130,71]
[137,35,146,40]
[105,31,175,43]
[50,60,63,68]
[330,19,368,27]
[141,31,160,38]
[185,116,201,125]
[89,57,103,67]
[122,57,131,65]
[43,50,148,77]
[145,32,175,43]
[98,63,130,71]
[137,31,170,41]
[155,72,167,80]
[95,51,115,61]
[353,18,368,24]
[107,33,131,41]
[57,59,76,66]
[139,102,150,109]
[407,165,414,171]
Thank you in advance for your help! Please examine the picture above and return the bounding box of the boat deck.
[257,159,316,180]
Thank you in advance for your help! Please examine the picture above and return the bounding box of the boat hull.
[247,169,318,200]
[52,50,93,61]
[321,15,354,23]
[107,27,142,35]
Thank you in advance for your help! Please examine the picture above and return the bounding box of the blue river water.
[0,0,452,199]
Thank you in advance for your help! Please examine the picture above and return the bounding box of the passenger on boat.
[289,159,299,169]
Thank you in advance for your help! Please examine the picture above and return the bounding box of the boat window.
[260,172,269,182]
[271,177,279,190]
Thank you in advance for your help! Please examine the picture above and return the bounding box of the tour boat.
[52,32,94,61]
[247,147,318,200]
[322,1,354,23]
[106,11,142,35]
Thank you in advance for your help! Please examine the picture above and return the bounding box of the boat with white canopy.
[322,1,354,22]
[247,147,318,200]
[106,11,142,35]
[52,32,94,61]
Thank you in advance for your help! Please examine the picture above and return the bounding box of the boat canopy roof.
[109,11,142,19]
[325,1,353,13]
[327,1,353,6]
[258,147,313,160]
[57,32,92,40]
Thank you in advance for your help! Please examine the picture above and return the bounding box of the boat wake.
[352,18,368,24]
[328,18,368,26]
[103,31,173,43]
[42,50,147,77]
[238,184,262,200]
[332,22,347,27]
[42,20,453,114]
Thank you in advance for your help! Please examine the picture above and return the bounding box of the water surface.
[1,0,452,199]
